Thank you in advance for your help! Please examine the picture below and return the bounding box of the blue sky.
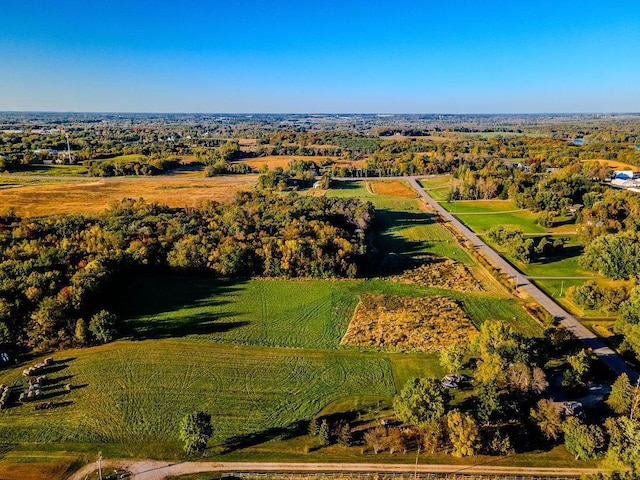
[1,1,639,113]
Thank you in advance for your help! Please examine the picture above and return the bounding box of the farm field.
[235,155,363,171]
[327,181,472,263]
[582,158,639,172]
[0,270,541,459]
[0,175,258,216]
[113,274,542,346]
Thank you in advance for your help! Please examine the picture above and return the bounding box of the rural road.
[69,459,604,480]
[404,177,639,384]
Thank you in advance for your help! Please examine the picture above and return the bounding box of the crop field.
[235,155,362,170]
[0,176,258,216]
[369,180,417,198]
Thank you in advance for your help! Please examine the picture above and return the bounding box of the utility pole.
[98,451,102,480]
[560,280,564,297]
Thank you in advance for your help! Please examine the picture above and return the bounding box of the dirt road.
[69,459,604,480]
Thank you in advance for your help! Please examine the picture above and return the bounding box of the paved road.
[69,459,603,480]
[405,177,638,383]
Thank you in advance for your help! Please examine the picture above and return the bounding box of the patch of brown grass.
[582,159,639,172]
[370,180,417,198]
[341,294,477,352]
[389,258,481,292]
[0,176,258,217]
[0,461,77,480]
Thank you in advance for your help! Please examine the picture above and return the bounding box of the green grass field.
[13,164,88,176]
[327,181,472,263]
[0,272,540,457]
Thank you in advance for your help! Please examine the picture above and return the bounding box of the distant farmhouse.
[610,170,640,192]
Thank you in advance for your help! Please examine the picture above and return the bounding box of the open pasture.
[0,176,258,216]
[582,158,639,172]
[235,155,359,171]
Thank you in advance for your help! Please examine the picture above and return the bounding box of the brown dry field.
[236,155,365,170]
[582,158,639,172]
[390,258,481,292]
[0,461,78,480]
[370,180,418,198]
[341,294,478,351]
[0,176,258,217]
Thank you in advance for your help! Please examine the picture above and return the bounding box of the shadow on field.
[221,420,306,453]
[366,209,439,276]
[374,209,436,255]
[534,244,583,265]
[106,272,250,340]
[331,180,363,191]
[126,314,249,340]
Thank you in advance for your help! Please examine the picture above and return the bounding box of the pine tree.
[337,422,353,447]
[319,419,331,446]
[308,417,320,436]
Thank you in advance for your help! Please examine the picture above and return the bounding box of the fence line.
[224,472,581,480]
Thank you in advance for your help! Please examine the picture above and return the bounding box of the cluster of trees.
[389,320,640,474]
[0,192,373,351]
[486,226,565,264]
[85,154,181,176]
[580,232,640,280]
[567,282,629,313]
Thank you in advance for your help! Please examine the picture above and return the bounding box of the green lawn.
[453,210,547,234]
[440,199,519,214]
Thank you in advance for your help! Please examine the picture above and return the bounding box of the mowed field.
[0,270,539,458]
[440,199,577,235]
[328,180,472,263]
[0,175,545,473]
[0,176,258,216]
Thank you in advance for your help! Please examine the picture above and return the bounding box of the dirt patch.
[370,180,417,198]
[341,294,477,351]
[389,257,481,292]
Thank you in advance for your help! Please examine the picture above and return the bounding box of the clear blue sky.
[1,0,639,113]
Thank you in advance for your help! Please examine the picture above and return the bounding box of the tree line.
[0,192,373,352]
